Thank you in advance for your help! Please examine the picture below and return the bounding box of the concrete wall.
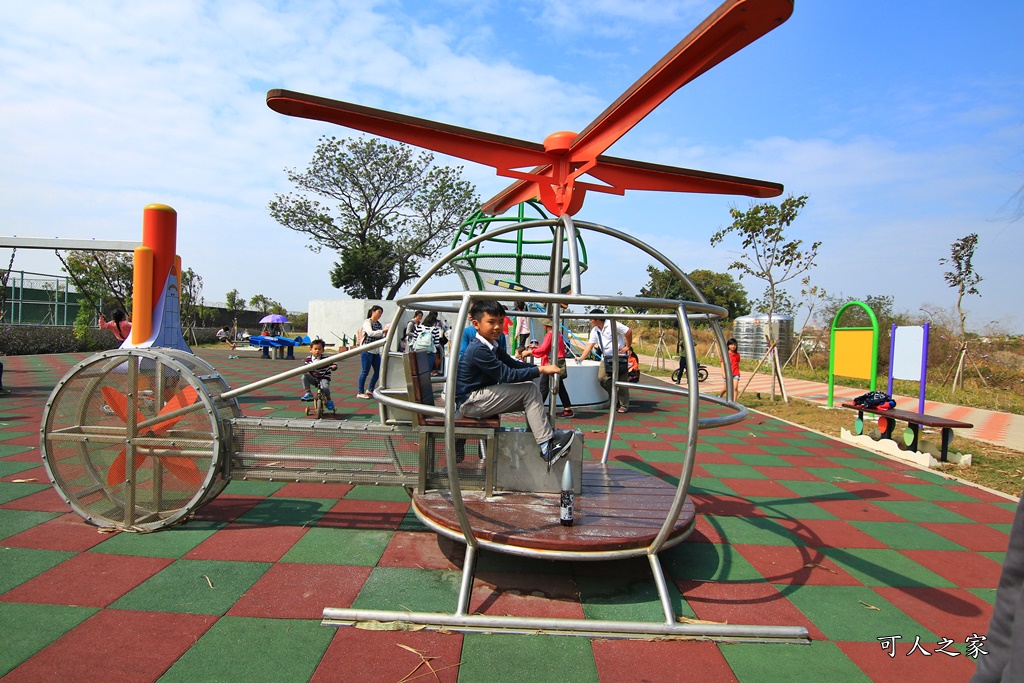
[307,299,421,346]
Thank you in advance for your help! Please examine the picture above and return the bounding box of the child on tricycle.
[300,338,337,414]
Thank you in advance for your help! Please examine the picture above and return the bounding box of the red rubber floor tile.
[471,571,584,619]
[1,552,173,607]
[919,522,1011,553]
[184,523,308,562]
[811,499,906,523]
[311,628,463,683]
[872,586,994,638]
[228,562,373,619]
[836,482,924,501]
[319,498,409,530]
[774,518,889,550]
[736,545,863,586]
[752,465,824,482]
[593,639,738,682]
[677,580,827,641]
[2,513,111,552]
[272,482,354,500]
[190,495,264,524]
[780,455,841,468]
[0,487,71,513]
[837,640,979,682]
[688,494,766,518]
[377,531,463,570]
[2,609,218,683]
[934,501,1017,525]
[720,478,800,499]
[899,550,1005,589]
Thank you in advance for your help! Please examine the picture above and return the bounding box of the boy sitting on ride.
[455,300,575,468]
[300,338,337,410]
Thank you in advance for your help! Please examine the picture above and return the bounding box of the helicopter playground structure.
[31,0,809,644]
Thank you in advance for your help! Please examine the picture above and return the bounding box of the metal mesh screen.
[41,349,236,530]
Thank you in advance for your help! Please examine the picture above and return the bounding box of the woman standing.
[522,318,574,418]
[356,305,389,398]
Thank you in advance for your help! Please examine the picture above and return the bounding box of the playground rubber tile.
[0,434,40,447]
[873,500,974,524]
[825,455,894,470]
[94,520,225,558]
[311,628,463,683]
[159,616,334,683]
[578,573,691,623]
[0,486,72,513]
[805,467,878,484]
[982,550,1007,565]
[594,639,738,682]
[899,549,1004,589]
[343,483,416,502]
[954,486,1017,504]
[377,530,463,570]
[754,466,824,481]
[853,466,933,484]
[319,498,411,530]
[0,459,39,478]
[773,518,888,550]
[0,603,98,678]
[721,641,868,683]
[284,526,392,567]
[352,566,462,613]
[0,445,36,458]
[835,481,926,501]
[919,522,1011,552]
[1,513,112,553]
[0,547,74,594]
[472,571,585,619]
[718,478,796,499]
[0,509,62,542]
[689,494,765,518]
[110,558,271,615]
[774,479,861,502]
[815,548,955,588]
[183,522,308,562]
[661,539,765,583]
[849,521,968,551]
[189,494,264,524]
[221,478,285,497]
[735,544,862,586]
[678,580,826,641]
[729,452,793,468]
[689,514,728,544]
[781,583,935,642]
[234,496,336,527]
[690,450,742,464]
[932,500,1018,525]
[459,632,599,683]
[271,481,354,500]
[810,497,912,523]
[871,586,994,638]
[779,455,842,469]
[687,477,738,496]
[228,562,372,619]
[0,481,50,505]
[2,609,218,683]
[748,497,842,522]
[0,552,172,607]
[836,640,979,683]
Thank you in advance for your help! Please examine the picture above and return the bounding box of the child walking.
[720,337,741,398]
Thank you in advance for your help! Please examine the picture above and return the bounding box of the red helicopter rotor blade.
[480,174,546,216]
[569,0,793,163]
[585,154,783,199]
[267,90,550,173]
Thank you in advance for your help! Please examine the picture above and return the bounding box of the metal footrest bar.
[321,608,811,644]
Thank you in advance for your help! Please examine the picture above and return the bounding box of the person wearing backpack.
[356,305,389,399]
[412,311,445,375]
[402,310,423,351]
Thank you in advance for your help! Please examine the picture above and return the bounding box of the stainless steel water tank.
[731,314,795,362]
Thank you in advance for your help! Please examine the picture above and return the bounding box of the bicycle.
[303,368,337,419]
[671,347,708,385]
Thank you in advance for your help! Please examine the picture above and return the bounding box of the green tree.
[710,195,818,399]
[269,135,479,299]
[60,250,134,316]
[639,266,750,321]
[249,294,281,316]
[225,289,245,319]
[179,268,203,329]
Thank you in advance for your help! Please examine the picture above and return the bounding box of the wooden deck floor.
[412,462,695,553]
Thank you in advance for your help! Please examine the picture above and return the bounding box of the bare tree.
[939,233,984,391]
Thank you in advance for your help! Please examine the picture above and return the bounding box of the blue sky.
[2,0,1022,331]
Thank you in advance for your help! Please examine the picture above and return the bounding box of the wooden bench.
[404,351,500,494]
[840,402,973,462]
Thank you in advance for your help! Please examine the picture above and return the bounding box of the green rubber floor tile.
[804,467,876,483]
[687,477,737,496]
[759,445,812,456]
[343,484,415,502]
[0,547,74,593]
[968,587,998,605]
[92,520,225,558]
[695,442,724,454]
[0,460,38,477]
[0,603,98,677]
[397,509,428,532]
[719,640,869,683]
[351,566,461,613]
[0,481,50,505]
[701,463,768,480]
[777,480,860,500]
[235,497,335,526]
[222,479,285,497]
[0,445,34,458]
[0,509,61,542]
[730,453,792,468]
[825,456,891,470]
[577,574,693,622]
[635,448,684,463]
[872,500,973,524]
[0,432,33,444]
[849,522,967,551]
[816,548,955,588]
[781,584,937,642]
[981,551,1006,565]
[458,632,599,683]
[747,497,840,521]
[989,523,1013,534]
[888,483,982,502]
[281,527,392,566]
[702,435,748,445]
[704,515,807,547]
[905,469,958,485]
[159,616,334,683]
[661,540,765,583]
[111,558,271,615]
